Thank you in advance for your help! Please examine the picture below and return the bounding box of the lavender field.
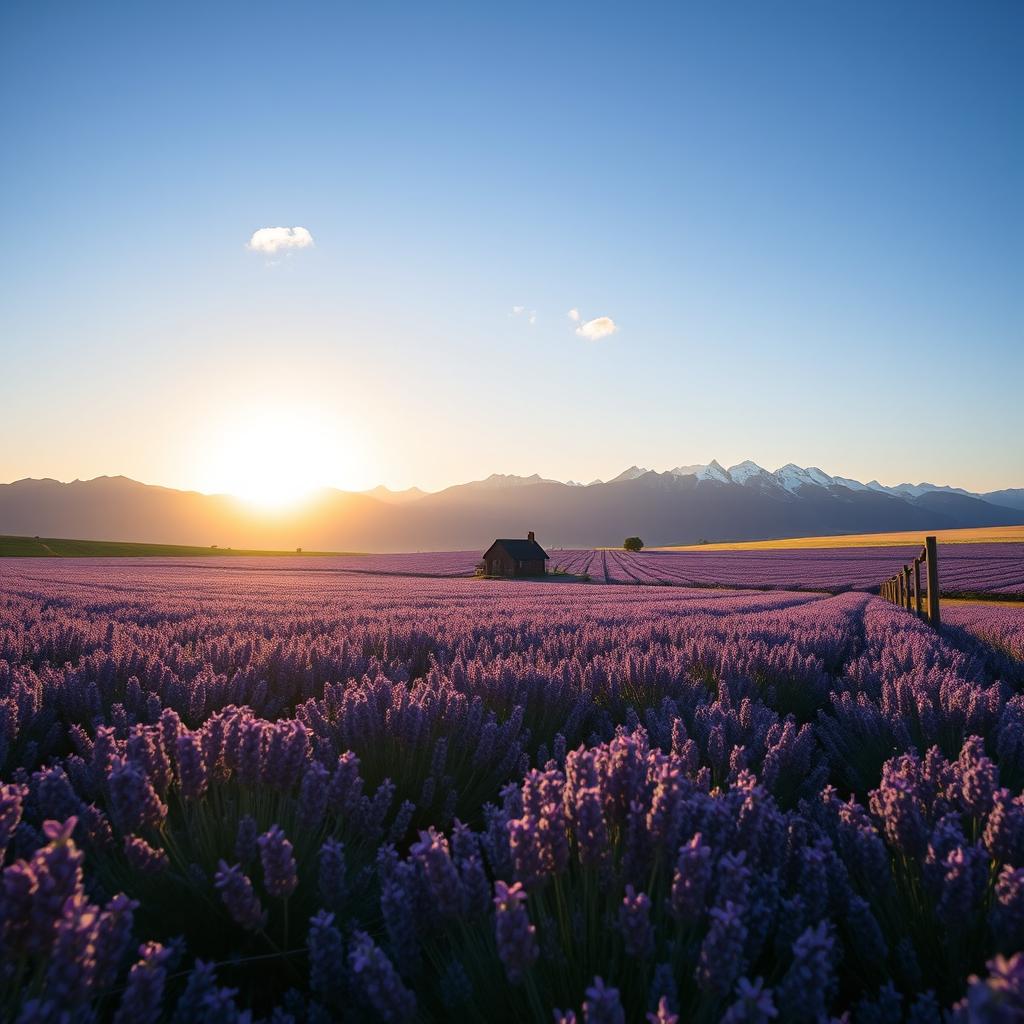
[1,560,1023,1021]
[67,541,1024,598]
[549,545,1024,597]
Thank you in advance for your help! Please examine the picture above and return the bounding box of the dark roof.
[484,538,550,560]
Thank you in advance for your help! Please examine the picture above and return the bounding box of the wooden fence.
[880,535,940,626]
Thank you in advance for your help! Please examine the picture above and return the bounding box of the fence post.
[913,558,921,616]
[902,566,911,610]
[925,535,940,626]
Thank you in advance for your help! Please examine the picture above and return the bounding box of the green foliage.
[623,537,644,552]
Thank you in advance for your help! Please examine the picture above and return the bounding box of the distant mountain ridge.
[0,463,1021,552]
[460,461,1024,511]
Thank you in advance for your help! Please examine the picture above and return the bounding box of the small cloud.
[510,305,537,326]
[576,315,617,341]
[567,308,580,322]
[247,226,315,254]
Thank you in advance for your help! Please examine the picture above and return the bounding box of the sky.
[1,1,1022,499]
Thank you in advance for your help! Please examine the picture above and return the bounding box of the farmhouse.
[482,532,549,577]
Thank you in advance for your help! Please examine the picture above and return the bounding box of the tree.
[623,537,644,552]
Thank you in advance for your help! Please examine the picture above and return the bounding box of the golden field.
[657,524,1024,552]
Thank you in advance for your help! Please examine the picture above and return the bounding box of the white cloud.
[247,226,315,254]
[576,315,617,340]
[567,308,580,322]
[510,305,537,326]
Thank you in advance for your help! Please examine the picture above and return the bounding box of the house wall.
[517,559,546,577]
[487,551,516,576]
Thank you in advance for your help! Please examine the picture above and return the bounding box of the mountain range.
[0,462,1021,552]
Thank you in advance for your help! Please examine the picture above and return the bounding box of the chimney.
[528,531,535,542]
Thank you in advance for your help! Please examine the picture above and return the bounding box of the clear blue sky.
[1,1,1021,496]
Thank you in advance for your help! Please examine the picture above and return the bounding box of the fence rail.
[879,535,940,626]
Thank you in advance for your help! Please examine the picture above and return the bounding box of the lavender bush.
[0,559,1021,1020]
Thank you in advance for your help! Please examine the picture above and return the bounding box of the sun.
[200,407,344,509]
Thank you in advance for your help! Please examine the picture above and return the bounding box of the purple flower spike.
[113,941,173,1024]
[722,977,779,1023]
[696,901,748,997]
[411,826,463,916]
[954,953,1024,1022]
[618,885,654,958]
[670,832,712,924]
[107,758,166,834]
[123,835,169,875]
[348,929,416,1022]
[493,880,538,983]
[646,996,680,1024]
[257,824,298,899]
[318,837,347,915]
[0,783,28,858]
[213,860,266,931]
[175,732,207,800]
[583,976,626,1024]
[234,814,259,865]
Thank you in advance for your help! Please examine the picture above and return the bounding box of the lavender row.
[549,544,1024,596]
[945,604,1024,662]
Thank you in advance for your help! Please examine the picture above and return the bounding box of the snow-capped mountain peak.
[553,462,992,502]
[772,464,835,493]
[670,461,732,483]
[832,476,869,492]
[700,459,731,482]
[726,460,771,485]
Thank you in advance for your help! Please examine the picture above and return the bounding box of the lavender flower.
[297,762,329,830]
[308,910,345,1003]
[493,880,538,983]
[646,997,679,1024]
[670,832,712,924]
[410,826,463,916]
[93,893,139,990]
[696,901,748,996]
[776,922,835,1022]
[123,835,169,875]
[258,825,298,899]
[317,837,347,915]
[582,977,625,1024]
[953,953,1024,1022]
[347,929,416,1022]
[234,815,259,865]
[107,758,166,834]
[618,885,653,958]
[721,977,778,1023]
[213,861,266,931]
[0,782,27,858]
[113,942,173,1024]
[175,732,207,800]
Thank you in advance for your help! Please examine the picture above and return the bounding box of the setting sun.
[198,408,347,508]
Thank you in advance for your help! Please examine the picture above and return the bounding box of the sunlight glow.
[199,407,349,508]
